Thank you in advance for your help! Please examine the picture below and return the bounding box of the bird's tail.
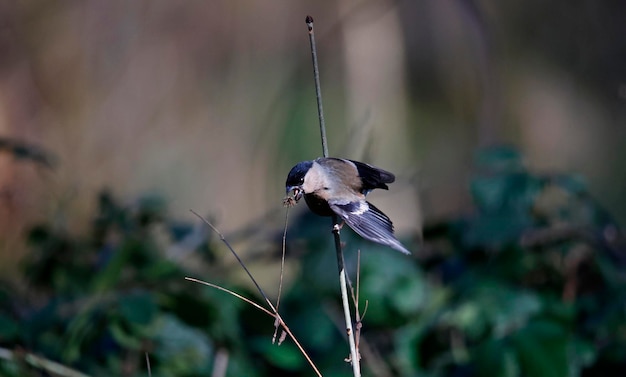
[350,201,412,255]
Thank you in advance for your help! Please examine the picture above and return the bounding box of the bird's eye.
[299,178,304,184]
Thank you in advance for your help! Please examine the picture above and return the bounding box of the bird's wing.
[347,159,395,192]
[318,158,395,193]
[329,199,411,254]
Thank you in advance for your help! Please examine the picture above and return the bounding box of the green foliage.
[0,192,226,376]
[396,146,626,377]
[1,147,625,376]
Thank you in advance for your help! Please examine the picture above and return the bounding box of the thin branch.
[190,210,272,306]
[273,208,290,343]
[277,209,290,309]
[333,222,361,371]
[354,251,363,351]
[211,348,229,377]
[307,15,361,376]
[323,302,391,377]
[185,277,274,317]
[306,15,329,159]
[356,250,361,311]
[188,211,323,377]
[145,352,151,377]
[0,347,91,377]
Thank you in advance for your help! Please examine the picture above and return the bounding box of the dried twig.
[145,352,151,377]
[188,210,322,377]
[0,347,90,377]
[273,208,290,344]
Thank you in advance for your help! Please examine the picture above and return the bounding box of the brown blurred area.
[0,1,625,269]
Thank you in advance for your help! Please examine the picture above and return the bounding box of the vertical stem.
[306,15,329,159]
[333,217,361,376]
[306,15,360,376]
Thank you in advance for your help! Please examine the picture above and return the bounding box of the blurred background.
[1,1,625,376]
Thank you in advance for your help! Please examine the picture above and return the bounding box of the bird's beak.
[286,186,303,202]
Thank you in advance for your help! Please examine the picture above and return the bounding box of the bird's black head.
[285,160,313,200]
[286,160,313,187]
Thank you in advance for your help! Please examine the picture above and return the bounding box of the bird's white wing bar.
[330,200,411,254]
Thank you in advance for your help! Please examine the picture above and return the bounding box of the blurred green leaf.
[460,282,542,338]
[467,148,545,250]
[569,338,597,372]
[284,301,336,350]
[252,338,304,371]
[153,314,213,374]
[0,360,21,377]
[109,317,143,350]
[359,250,427,324]
[118,291,157,326]
[472,339,518,377]
[0,313,19,340]
[511,320,569,377]
[64,308,100,362]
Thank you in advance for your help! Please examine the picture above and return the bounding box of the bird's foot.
[332,221,345,232]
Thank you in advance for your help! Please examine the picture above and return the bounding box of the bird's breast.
[304,193,334,216]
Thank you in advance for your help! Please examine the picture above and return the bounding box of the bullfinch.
[285,157,411,254]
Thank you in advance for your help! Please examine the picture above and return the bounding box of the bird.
[285,157,411,254]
